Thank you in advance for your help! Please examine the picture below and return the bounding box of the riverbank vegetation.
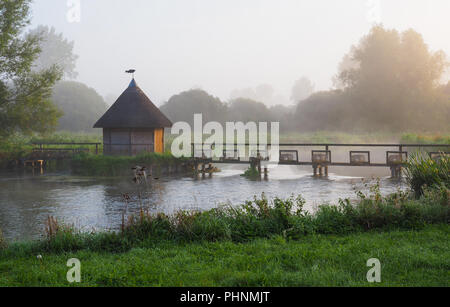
[0,188,448,286]
[0,155,449,286]
[1,131,448,170]
[0,225,448,287]
[70,152,188,177]
[406,153,449,197]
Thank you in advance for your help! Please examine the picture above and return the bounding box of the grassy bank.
[401,133,450,145]
[0,224,448,286]
[0,146,448,287]
[70,152,188,176]
[1,180,448,252]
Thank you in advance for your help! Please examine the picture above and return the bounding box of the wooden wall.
[103,128,158,156]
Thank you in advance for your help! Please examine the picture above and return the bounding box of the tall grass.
[0,227,6,249]
[29,131,102,144]
[405,153,450,197]
[401,133,450,145]
[0,134,33,167]
[71,152,187,176]
[0,132,103,168]
[22,184,449,254]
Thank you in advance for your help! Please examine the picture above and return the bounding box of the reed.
[405,153,450,197]
[71,152,187,176]
[1,183,448,256]
[0,227,6,249]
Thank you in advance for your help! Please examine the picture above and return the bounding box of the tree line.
[1,0,448,139]
[160,26,449,133]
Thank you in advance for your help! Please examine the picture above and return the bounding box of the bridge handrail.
[31,142,102,146]
[191,143,450,148]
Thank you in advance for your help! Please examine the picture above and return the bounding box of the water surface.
[0,164,406,241]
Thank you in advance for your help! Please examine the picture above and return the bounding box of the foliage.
[0,131,103,168]
[0,0,62,137]
[0,227,6,250]
[28,25,78,79]
[71,152,186,176]
[291,76,315,103]
[295,26,450,132]
[51,81,108,132]
[160,89,227,126]
[0,225,448,286]
[29,131,102,144]
[7,185,447,256]
[160,89,295,132]
[0,134,32,167]
[405,153,450,197]
[241,165,261,179]
[401,133,450,145]
[159,26,450,133]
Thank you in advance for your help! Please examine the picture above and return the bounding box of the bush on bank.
[70,152,188,176]
[405,153,449,197]
[2,183,447,256]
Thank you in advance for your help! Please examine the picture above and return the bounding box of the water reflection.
[0,165,406,241]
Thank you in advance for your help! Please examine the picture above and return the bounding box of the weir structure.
[190,143,450,179]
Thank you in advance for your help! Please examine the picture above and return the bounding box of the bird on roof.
[125,69,136,74]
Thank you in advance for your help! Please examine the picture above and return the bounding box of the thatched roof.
[94,79,172,128]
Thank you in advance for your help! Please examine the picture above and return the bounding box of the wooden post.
[264,167,268,180]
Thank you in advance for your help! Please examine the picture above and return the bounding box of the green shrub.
[0,227,6,249]
[4,184,449,255]
[401,133,450,145]
[71,152,186,176]
[241,165,260,179]
[405,153,450,197]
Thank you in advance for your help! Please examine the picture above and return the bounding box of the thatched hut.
[94,78,172,156]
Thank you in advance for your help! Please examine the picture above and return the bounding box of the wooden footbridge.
[190,143,450,178]
[15,142,101,169]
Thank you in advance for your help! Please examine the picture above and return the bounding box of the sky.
[29,0,450,106]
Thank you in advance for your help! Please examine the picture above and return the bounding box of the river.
[0,164,406,241]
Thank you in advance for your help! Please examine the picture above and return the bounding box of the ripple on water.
[0,165,406,241]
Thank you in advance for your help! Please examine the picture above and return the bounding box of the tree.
[230,84,287,106]
[29,25,79,79]
[160,89,227,125]
[295,25,449,132]
[291,77,315,103]
[337,26,448,130]
[52,81,108,132]
[227,98,271,123]
[0,0,62,138]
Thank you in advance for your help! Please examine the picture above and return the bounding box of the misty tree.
[230,84,286,106]
[338,26,448,130]
[160,89,228,125]
[295,25,449,132]
[0,0,62,138]
[332,53,359,89]
[28,25,79,79]
[104,93,118,106]
[227,98,271,123]
[291,77,315,103]
[52,81,108,132]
